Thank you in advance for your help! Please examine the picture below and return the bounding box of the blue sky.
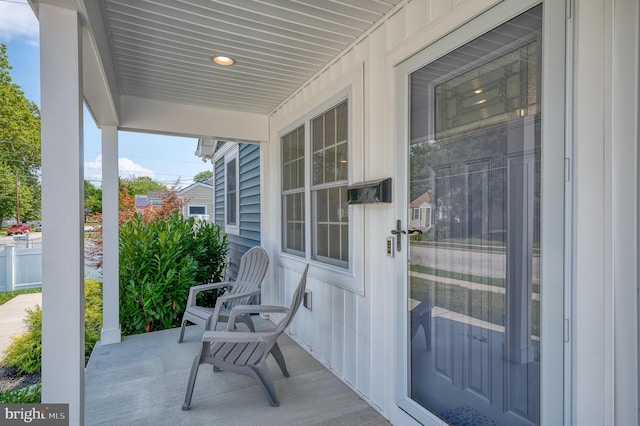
[0,0,212,188]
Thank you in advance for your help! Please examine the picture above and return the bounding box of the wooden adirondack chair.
[182,264,310,410]
[178,246,269,343]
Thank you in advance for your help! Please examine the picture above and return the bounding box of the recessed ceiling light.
[212,55,235,66]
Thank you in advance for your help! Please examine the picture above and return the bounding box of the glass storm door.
[405,6,545,425]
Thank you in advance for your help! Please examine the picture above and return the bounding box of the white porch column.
[39,4,84,424]
[100,126,121,344]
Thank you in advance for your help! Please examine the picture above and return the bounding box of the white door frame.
[393,1,568,424]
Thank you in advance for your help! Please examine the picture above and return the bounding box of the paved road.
[0,232,42,248]
[409,243,540,281]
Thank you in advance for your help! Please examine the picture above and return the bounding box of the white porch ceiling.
[96,0,404,115]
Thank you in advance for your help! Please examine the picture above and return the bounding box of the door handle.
[390,220,406,252]
[390,221,424,252]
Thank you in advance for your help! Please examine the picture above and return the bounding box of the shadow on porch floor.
[85,318,389,425]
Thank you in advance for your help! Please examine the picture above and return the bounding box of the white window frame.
[223,146,240,235]
[281,125,306,257]
[187,204,207,217]
[310,100,350,269]
[275,63,365,295]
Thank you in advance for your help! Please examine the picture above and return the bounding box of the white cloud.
[84,156,103,184]
[0,2,38,44]
[84,155,156,183]
[118,157,155,178]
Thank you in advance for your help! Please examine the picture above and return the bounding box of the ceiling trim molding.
[118,95,268,143]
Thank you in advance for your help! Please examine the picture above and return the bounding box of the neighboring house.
[133,191,167,215]
[209,141,261,278]
[409,191,432,231]
[146,191,166,206]
[133,194,148,210]
[178,180,213,222]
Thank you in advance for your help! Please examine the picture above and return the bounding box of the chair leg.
[252,363,279,407]
[234,315,256,332]
[182,355,202,410]
[270,342,289,377]
[178,319,187,343]
[244,314,256,332]
[204,316,213,331]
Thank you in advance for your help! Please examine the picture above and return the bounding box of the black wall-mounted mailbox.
[347,178,392,204]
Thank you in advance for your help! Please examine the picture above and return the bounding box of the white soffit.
[98,0,404,115]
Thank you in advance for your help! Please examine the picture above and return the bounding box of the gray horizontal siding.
[214,158,225,226]
[238,143,261,252]
[214,143,261,279]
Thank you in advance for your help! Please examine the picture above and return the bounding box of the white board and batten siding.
[264,0,503,419]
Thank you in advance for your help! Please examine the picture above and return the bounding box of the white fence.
[0,245,42,291]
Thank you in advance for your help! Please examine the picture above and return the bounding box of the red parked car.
[7,223,30,236]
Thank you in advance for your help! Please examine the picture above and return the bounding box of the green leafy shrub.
[0,279,101,404]
[192,221,229,308]
[2,306,41,374]
[0,382,41,403]
[119,212,228,335]
[84,278,103,360]
[192,220,228,284]
[2,278,103,374]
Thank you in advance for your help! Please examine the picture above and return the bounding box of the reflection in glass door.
[407,6,542,425]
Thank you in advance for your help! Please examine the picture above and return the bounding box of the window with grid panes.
[281,125,305,255]
[311,100,349,267]
[225,155,238,226]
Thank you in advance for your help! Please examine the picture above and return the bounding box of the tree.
[120,176,163,196]
[0,162,15,222]
[84,180,102,216]
[0,44,41,224]
[193,170,213,183]
[84,182,185,269]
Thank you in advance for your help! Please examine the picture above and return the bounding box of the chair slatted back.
[235,246,269,284]
[224,246,269,310]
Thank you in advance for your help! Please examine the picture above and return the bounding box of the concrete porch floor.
[85,319,389,425]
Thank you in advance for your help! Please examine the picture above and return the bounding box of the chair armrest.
[227,305,289,331]
[206,289,263,331]
[189,281,230,294]
[202,330,275,343]
[186,281,232,307]
[216,289,262,304]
